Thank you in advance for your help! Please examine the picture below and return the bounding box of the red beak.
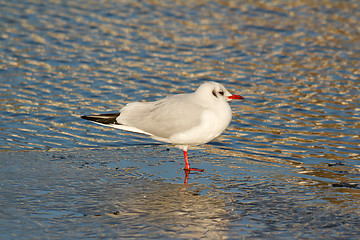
[228,94,244,100]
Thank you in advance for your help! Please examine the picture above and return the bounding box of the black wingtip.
[81,113,120,124]
[81,115,97,121]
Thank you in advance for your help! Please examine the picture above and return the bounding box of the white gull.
[81,81,244,171]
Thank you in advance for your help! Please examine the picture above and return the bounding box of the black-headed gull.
[81,82,244,171]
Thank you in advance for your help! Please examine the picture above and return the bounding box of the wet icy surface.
[1,148,360,239]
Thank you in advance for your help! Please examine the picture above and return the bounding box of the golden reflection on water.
[1,0,359,169]
[0,0,358,183]
[106,182,230,238]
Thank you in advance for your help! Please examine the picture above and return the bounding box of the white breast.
[160,102,232,146]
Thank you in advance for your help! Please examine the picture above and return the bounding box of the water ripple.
[1,0,359,162]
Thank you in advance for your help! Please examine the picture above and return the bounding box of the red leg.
[183,149,204,172]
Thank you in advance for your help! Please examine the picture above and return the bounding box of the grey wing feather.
[117,94,204,138]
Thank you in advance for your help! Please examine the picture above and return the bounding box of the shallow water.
[1,0,360,239]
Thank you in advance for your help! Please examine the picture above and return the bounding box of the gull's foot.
[183,167,204,172]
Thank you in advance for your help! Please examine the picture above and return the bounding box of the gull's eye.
[219,90,224,96]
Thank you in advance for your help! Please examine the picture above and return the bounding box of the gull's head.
[195,82,244,103]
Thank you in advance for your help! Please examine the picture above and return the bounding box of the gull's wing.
[117,94,205,139]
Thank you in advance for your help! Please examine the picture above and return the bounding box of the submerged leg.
[183,149,204,172]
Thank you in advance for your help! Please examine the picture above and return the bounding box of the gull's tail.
[81,112,152,136]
